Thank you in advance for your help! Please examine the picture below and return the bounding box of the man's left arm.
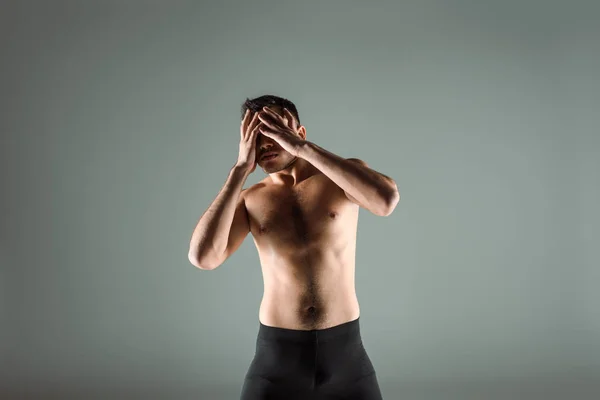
[299,141,399,216]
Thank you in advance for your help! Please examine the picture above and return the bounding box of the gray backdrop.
[1,0,598,399]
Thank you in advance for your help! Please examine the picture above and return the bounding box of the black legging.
[240,317,383,399]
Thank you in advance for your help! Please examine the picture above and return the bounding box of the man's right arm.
[187,165,252,270]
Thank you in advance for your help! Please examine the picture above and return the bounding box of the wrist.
[296,140,313,159]
[233,163,253,176]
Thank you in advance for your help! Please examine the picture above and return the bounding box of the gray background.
[1,0,598,399]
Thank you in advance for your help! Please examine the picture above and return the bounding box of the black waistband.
[258,317,361,343]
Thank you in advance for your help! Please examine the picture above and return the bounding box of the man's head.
[241,95,305,174]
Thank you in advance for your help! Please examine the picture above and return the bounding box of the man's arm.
[298,142,399,216]
[188,165,251,270]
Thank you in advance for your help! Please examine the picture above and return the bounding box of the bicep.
[344,191,365,208]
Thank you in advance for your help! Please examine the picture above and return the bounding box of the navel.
[300,304,324,326]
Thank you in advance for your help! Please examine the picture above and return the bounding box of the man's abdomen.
[258,254,360,330]
[258,280,360,331]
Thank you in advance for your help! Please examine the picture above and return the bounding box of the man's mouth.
[261,153,278,161]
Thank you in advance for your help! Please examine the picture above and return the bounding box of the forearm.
[299,141,398,215]
[188,164,250,264]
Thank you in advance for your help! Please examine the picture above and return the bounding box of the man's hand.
[257,107,306,157]
[236,109,263,173]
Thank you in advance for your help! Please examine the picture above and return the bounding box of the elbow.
[381,185,400,217]
[188,251,217,271]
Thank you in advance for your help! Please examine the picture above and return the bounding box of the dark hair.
[241,94,301,125]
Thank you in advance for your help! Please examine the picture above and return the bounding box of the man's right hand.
[236,109,262,173]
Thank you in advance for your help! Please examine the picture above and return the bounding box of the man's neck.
[268,157,318,187]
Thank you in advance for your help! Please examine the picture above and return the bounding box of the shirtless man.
[188,95,399,399]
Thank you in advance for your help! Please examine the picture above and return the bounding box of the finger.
[268,108,291,129]
[241,109,252,135]
[251,121,263,135]
[250,122,264,143]
[253,125,264,151]
[282,108,297,130]
[262,106,284,122]
[258,128,277,139]
[261,107,284,125]
[246,112,261,137]
[257,113,282,130]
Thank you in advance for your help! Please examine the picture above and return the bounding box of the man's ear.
[298,125,307,140]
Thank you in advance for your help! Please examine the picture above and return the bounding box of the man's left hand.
[257,107,306,157]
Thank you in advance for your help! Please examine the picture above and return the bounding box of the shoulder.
[241,180,269,202]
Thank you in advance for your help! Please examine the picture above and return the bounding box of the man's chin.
[263,156,297,173]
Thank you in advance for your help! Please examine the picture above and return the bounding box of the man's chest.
[245,175,358,244]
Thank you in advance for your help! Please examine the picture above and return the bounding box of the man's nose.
[259,138,274,151]
[259,145,272,153]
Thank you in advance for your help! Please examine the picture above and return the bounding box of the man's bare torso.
[242,169,361,331]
